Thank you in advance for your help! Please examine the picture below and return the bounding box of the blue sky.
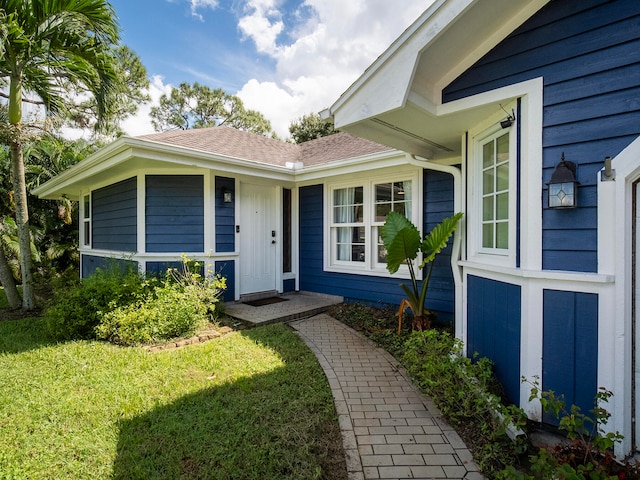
[107,0,433,139]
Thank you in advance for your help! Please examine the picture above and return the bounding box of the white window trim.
[82,193,91,248]
[468,105,518,268]
[323,169,421,279]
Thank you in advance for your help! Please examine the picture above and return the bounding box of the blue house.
[35,0,640,456]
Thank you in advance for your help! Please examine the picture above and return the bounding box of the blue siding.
[424,170,456,315]
[145,175,204,253]
[443,0,640,273]
[92,177,137,251]
[283,279,296,293]
[299,176,456,317]
[215,176,235,252]
[215,260,235,302]
[145,261,183,276]
[542,290,598,425]
[81,254,138,279]
[467,275,521,404]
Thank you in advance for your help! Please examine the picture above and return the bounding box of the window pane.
[84,222,91,246]
[376,183,392,202]
[482,196,494,221]
[83,196,90,219]
[353,186,363,204]
[395,202,406,217]
[378,244,387,263]
[497,163,509,191]
[496,192,509,220]
[393,182,406,200]
[482,223,493,248]
[336,226,365,262]
[483,169,494,194]
[496,222,509,249]
[376,203,391,222]
[497,133,509,162]
[483,141,494,168]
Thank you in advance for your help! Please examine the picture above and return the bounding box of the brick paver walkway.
[291,314,484,480]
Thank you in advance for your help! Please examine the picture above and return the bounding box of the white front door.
[239,183,277,295]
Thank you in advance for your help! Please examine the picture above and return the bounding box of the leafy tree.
[150,82,273,135]
[289,113,338,143]
[1,135,96,291]
[66,45,150,137]
[0,0,120,310]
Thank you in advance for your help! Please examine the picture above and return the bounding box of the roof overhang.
[32,137,302,200]
[32,136,410,200]
[323,0,550,160]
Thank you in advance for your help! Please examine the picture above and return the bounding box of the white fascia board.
[293,150,409,183]
[329,0,550,131]
[128,143,295,181]
[328,0,470,127]
[33,137,298,199]
[32,137,133,199]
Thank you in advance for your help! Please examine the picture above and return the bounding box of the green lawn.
[0,314,346,479]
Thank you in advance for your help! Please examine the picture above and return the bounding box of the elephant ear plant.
[382,211,463,334]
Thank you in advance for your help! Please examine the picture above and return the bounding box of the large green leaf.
[420,212,463,268]
[382,211,421,274]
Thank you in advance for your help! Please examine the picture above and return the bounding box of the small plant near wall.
[382,211,463,333]
[498,377,638,480]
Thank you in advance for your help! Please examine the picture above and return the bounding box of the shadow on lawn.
[0,314,57,354]
[112,327,347,480]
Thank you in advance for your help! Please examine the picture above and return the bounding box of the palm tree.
[0,0,120,309]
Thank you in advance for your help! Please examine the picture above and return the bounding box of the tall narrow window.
[83,194,91,247]
[332,186,365,262]
[481,132,510,251]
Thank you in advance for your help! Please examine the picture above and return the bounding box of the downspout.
[406,154,465,345]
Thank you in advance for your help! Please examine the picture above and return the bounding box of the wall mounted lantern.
[547,152,579,208]
[222,188,232,203]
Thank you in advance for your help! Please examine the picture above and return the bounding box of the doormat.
[243,297,289,307]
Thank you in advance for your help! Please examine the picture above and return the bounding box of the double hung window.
[328,174,417,276]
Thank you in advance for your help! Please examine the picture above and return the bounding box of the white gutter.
[407,154,465,343]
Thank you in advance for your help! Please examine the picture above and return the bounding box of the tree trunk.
[0,244,21,308]
[9,73,35,310]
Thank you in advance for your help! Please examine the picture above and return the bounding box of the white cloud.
[120,1,434,140]
[189,0,219,21]
[236,0,433,139]
[120,75,173,137]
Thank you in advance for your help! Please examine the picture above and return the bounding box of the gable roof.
[323,0,549,160]
[33,127,396,200]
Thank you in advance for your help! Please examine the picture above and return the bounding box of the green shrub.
[95,263,226,346]
[45,265,150,340]
[402,330,527,475]
[498,381,638,480]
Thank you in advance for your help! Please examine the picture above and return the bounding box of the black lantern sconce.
[222,187,233,203]
[547,152,579,208]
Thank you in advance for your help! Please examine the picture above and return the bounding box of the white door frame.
[601,136,640,456]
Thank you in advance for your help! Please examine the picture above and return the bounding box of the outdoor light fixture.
[547,153,579,208]
[222,188,232,203]
[500,106,515,129]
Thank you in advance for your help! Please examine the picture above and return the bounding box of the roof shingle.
[136,126,393,167]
